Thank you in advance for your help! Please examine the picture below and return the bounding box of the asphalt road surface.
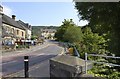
[2,40,64,77]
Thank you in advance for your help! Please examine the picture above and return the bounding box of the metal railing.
[85,53,120,74]
[74,47,80,57]
[62,42,80,57]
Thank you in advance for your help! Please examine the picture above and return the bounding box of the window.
[17,30,19,35]
[12,28,14,33]
[6,27,9,33]
[22,32,24,36]
[46,31,48,33]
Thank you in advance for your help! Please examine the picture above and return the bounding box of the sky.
[1,2,88,26]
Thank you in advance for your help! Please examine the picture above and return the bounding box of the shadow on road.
[2,54,57,77]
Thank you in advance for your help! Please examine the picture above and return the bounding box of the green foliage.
[63,26,83,43]
[31,35,37,40]
[55,19,83,43]
[88,64,120,79]
[77,27,107,59]
[75,2,120,58]
[55,19,73,41]
[16,45,28,49]
[75,2,120,77]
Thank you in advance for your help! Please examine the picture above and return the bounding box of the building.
[0,5,3,14]
[17,20,32,40]
[0,5,2,50]
[0,5,26,45]
[41,29,56,39]
[2,15,26,45]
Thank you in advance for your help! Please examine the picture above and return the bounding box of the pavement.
[2,40,65,77]
[6,60,50,77]
[2,42,49,58]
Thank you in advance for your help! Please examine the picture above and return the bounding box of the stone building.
[0,5,31,45]
[41,29,56,39]
[17,20,32,40]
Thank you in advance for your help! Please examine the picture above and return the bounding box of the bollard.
[24,56,29,78]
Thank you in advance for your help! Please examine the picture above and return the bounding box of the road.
[2,40,64,77]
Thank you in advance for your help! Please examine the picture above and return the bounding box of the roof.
[2,14,25,30]
[17,20,32,30]
[0,5,3,8]
[41,29,56,33]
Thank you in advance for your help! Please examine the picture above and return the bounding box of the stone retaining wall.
[50,55,93,78]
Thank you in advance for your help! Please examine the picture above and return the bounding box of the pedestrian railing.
[85,53,120,74]
[74,47,80,57]
[63,42,80,57]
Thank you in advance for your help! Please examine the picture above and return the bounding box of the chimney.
[30,25,32,30]
[26,23,29,28]
[12,15,16,20]
[0,5,3,14]
[26,23,29,26]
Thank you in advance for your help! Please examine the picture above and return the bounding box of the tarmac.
[2,42,50,58]
[1,40,65,78]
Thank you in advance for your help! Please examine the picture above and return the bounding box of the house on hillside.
[0,5,26,45]
[17,20,32,40]
[41,29,56,39]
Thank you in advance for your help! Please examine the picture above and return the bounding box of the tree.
[63,26,83,43]
[78,27,107,58]
[75,2,120,63]
[31,35,37,40]
[75,2,120,76]
[55,19,71,41]
[55,19,83,43]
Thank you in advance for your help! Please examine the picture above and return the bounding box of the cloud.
[3,5,13,16]
[78,20,89,26]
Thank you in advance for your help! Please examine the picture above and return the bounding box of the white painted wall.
[26,29,31,39]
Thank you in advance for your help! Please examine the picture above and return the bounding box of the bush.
[88,64,120,79]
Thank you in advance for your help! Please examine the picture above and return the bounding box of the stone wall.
[50,55,93,78]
